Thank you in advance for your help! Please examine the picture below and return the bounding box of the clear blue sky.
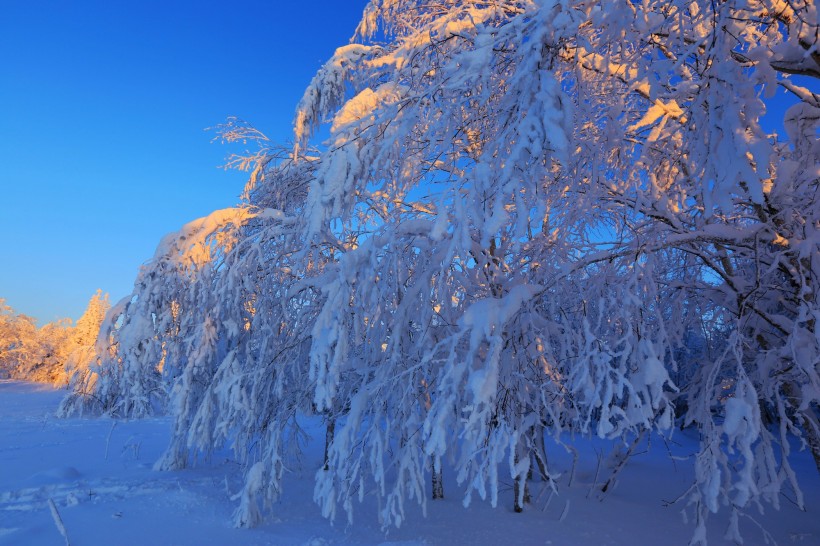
[0,1,364,323]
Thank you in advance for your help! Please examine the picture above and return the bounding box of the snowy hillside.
[2,380,818,545]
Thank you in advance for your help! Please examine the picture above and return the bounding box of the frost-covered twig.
[559,500,570,522]
[48,498,70,546]
[104,420,117,460]
[587,450,603,499]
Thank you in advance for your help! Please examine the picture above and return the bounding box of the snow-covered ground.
[1,380,818,545]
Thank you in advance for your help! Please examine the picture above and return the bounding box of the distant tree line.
[0,291,110,386]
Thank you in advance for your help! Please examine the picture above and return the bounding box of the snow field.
[2,380,819,545]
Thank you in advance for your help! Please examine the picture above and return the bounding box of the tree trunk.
[600,430,644,495]
[784,382,820,475]
[513,447,530,512]
[431,456,444,499]
[531,424,549,482]
[513,473,530,512]
[802,410,820,476]
[324,418,335,471]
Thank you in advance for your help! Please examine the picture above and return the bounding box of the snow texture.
[4,380,820,544]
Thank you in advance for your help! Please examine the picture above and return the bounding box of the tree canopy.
[63,1,819,542]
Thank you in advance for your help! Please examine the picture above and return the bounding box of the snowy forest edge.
[2,1,819,544]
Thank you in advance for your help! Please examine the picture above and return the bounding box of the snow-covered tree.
[294,0,819,538]
[59,290,111,388]
[64,0,818,542]
[23,318,74,384]
[0,298,76,384]
[0,299,39,379]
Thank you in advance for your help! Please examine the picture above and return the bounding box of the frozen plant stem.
[48,498,71,546]
[105,420,117,460]
[588,451,603,499]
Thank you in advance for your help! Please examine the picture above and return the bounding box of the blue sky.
[0,1,804,325]
[0,1,364,323]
